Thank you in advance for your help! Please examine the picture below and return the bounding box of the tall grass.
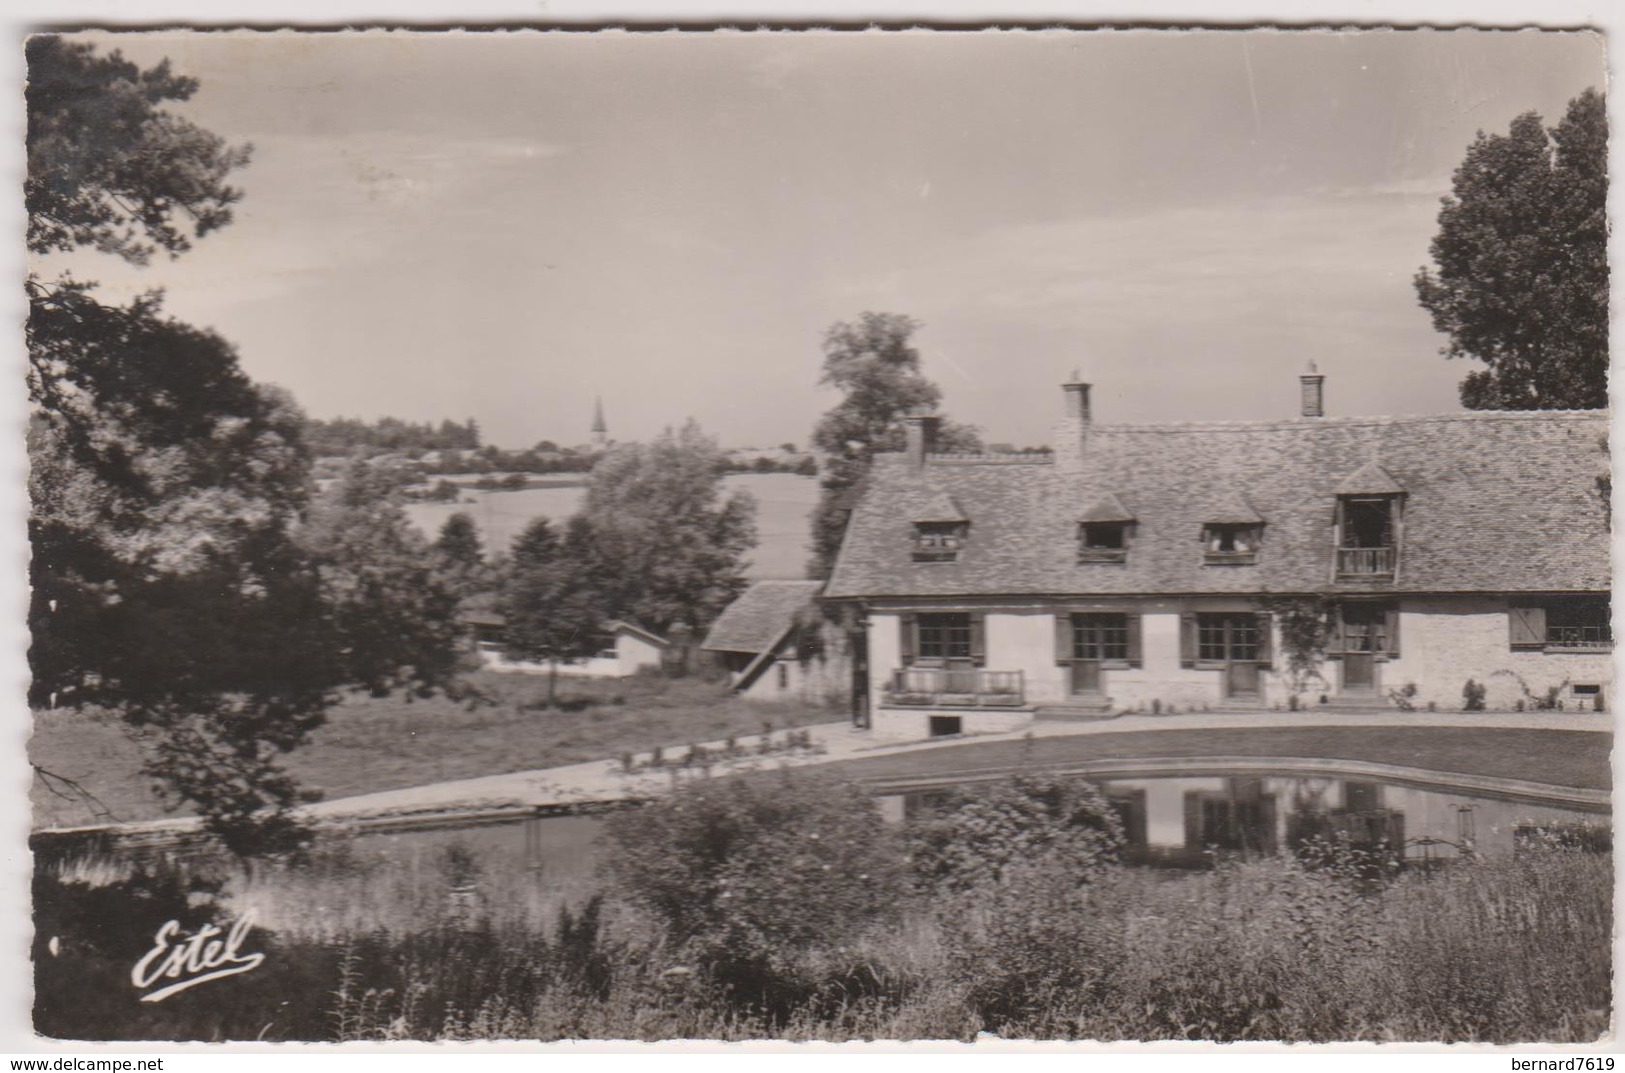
[35,842,1610,1043]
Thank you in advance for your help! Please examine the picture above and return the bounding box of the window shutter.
[1509,605,1546,649]
[1384,607,1401,658]
[899,613,917,666]
[1180,612,1197,668]
[1183,792,1204,849]
[1254,612,1273,668]
[1054,614,1073,665]
[969,614,986,667]
[1126,614,1143,668]
[1324,604,1345,657]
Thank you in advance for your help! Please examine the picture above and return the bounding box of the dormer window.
[1203,524,1261,565]
[1337,497,1398,577]
[913,521,967,562]
[1077,493,1135,564]
[1078,522,1129,562]
[1334,462,1405,579]
[910,492,968,563]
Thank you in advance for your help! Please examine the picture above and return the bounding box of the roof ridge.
[1088,410,1607,434]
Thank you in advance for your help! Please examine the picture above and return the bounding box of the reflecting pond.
[254,766,1609,914]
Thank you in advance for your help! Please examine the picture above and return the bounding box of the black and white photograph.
[20,20,1614,1046]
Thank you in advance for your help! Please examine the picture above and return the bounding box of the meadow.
[31,672,836,829]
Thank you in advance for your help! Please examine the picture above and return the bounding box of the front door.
[1227,660,1260,697]
[1198,613,1261,700]
[1070,613,1127,696]
[1340,605,1385,693]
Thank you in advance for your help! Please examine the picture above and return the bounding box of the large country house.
[822,373,1612,740]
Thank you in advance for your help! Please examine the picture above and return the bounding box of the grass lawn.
[827,725,1612,791]
[30,671,835,829]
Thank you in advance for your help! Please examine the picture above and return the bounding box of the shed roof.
[701,580,825,654]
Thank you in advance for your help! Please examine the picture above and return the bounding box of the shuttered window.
[1511,599,1612,650]
[1334,603,1401,658]
[1056,613,1142,667]
[1509,605,1547,649]
[908,612,985,665]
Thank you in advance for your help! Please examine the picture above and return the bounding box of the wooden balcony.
[1337,546,1396,578]
[1203,549,1258,566]
[883,667,1026,707]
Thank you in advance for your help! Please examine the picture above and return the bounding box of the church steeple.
[591,396,608,448]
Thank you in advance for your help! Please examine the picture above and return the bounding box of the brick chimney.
[1300,361,1325,418]
[1054,378,1092,468]
[902,413,940,468]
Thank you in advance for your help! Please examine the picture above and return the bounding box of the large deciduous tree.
[499,516,607,708]
[1414,88,1608,410]
[27,38,462,854]
[577,420,756,635]
[806,312,981,578]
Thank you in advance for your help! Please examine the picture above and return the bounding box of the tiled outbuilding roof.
[824,410,1609,599]
[701,579,825,654]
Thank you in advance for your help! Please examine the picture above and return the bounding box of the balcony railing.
[883,667,1026,707]
[1337,546,1396,578]
[1203,549,1258,566]
[1546,625,1613,649]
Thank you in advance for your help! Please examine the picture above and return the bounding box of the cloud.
[849,191,1442,333]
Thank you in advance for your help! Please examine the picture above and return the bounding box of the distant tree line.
[304,415,481,456]
[720,454,818,477]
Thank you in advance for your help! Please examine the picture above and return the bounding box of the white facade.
[866,598,1611,741]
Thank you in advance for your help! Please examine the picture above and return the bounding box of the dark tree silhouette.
[1415,88,1608,410]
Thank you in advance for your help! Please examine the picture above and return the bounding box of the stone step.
[1033,702,1120,722]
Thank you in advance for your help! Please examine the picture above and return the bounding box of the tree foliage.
[432,512,489,599]
[27,36,251,265]
[26,40,462,855]
[1415,88,1608,410]
[577,421,756,635]
[806,312,981,578]
[601,770,905,979]
[903,774,1125,893]
[498,516,607,707]
[295,461,468,698]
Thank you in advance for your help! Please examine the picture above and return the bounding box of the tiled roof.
[1201,488,1264,525]
[1337,460,1406,496]
[824,410,1609,599]
[1079,492,1136,523]
[701,579,825,654]
[913,491,968,523]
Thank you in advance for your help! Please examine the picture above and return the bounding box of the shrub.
[600,769,907,1010]
[903,774,1125,893]
[1462,679,1487,711]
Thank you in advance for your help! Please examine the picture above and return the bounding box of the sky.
[44,28,1608,450]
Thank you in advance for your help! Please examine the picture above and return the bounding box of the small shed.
[461,610,669,678]
[701,580,846,704]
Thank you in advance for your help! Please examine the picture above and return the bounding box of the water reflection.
[892,774,1610,869]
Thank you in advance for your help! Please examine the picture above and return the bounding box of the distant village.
[306,397,820,499]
